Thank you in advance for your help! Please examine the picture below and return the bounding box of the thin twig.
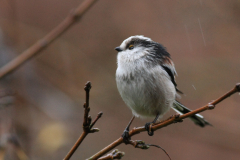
[87,83,240,160]
[63,132,88,160]
[98,149,125,160]
[83,81,92,131]
[0,0,99,79]
[90,112,103,130]
[64,82,103,160]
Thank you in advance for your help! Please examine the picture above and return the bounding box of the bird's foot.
[145,122,154,136]
[122,116,135,144]
[122,129,131,144]
[172,114,183,123]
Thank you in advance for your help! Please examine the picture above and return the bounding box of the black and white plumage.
[115,35,210,128]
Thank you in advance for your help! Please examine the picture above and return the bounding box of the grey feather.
[172,101,212,127]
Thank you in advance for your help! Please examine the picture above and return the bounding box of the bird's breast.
[116,64,176,118]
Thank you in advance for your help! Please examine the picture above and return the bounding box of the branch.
[98,149,125,160]
[87,83,240,160]
[64,82,103,160]
[0,0,99,79]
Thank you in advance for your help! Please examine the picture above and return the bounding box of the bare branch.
[64,81,103,160]
[87,83,240,160]
[98,149,125,160]
[83,81,92,131]
[0,0,99,79]
[90,112,103,130]
[127,140,149,150]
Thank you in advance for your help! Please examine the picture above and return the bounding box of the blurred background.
[0,0,240,159]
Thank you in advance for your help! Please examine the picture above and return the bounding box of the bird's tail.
[172,100,212,127]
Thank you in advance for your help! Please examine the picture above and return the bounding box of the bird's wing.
[161,56,183,94]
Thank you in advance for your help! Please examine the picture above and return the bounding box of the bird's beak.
[115,47,123,52]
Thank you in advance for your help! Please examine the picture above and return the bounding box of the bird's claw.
[145,122,154,136]
[122,129,131,144]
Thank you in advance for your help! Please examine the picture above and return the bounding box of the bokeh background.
[0,0,240,159]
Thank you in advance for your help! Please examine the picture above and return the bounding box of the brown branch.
[83,81,92,131]
[64,82,103,160]
[0,0,99,79]
[98,149,125,160]
[127,140,149,150]
[87,83,240,160]
[90,112,103,130]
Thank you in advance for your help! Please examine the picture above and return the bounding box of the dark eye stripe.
[126,38,153,49]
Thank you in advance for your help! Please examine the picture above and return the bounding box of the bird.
[115,35,211,140]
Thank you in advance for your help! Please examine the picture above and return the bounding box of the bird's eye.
[128,45,134,50]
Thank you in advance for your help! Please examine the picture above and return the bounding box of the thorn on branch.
[98,149,125,160]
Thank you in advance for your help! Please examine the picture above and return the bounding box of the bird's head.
[115,35,170,64]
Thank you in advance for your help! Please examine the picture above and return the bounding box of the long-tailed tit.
[115,35,211,138]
